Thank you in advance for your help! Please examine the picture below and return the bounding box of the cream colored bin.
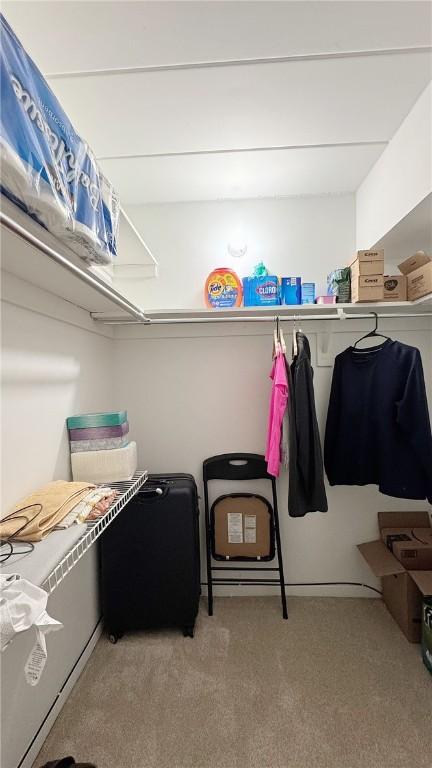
[71,441,137,483]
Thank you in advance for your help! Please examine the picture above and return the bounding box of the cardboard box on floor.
[422,596,432,675]
[398,252,432,301]
[358,512,432,643]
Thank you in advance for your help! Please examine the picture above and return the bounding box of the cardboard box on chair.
[358,512,432,643]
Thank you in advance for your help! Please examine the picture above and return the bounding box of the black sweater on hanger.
[324,339,432,503]
[288,332,328,517]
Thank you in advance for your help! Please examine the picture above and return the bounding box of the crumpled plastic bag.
[0,573,62,685]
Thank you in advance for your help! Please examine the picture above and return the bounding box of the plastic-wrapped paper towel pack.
[0,14,119,266]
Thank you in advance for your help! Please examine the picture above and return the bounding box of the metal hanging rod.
[95,310,432,325]
[0,210,150,323]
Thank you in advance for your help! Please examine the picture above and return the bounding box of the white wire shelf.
[41,470,148,595]
[92,293,432,325]
[0,197,149,322]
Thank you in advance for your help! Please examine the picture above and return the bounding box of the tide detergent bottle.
[205,268,243,308]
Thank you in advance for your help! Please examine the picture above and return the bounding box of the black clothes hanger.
[353,312,391,350]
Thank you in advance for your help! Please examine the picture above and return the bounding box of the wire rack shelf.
[41,470,148,595]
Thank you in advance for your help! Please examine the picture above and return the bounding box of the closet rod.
[0,211,150,323]
[99,311,432,325]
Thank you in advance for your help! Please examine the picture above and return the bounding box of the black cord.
[0,540,35,563]
[0,503,42,563]
[201,580,382,596]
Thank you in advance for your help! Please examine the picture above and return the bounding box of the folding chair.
[203,453,288,619]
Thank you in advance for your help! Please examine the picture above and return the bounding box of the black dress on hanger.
[288,332,328,517]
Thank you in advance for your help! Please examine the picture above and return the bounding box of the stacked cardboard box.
[350,250,384,303]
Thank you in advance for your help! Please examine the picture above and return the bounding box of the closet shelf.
[42,471,148,595]
[0,197,149,322]
[92,295,432,325]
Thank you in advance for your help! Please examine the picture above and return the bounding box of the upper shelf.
[1,196,431,325]
[93,295,432,325]
[0,197,148,321]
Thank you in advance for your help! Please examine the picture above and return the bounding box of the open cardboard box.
[358,511,432,643]
[398,252,432,301]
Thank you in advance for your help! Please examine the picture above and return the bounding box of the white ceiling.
[2,2,432,204]
[3,1,432,72]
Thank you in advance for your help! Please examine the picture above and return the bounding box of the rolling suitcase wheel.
[108,631,123,644]
[182,625,195,638]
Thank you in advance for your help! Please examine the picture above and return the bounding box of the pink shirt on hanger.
[265,352,289,477]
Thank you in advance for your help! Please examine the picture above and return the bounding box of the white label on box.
[244,515,257,544]
[227,512,243,544]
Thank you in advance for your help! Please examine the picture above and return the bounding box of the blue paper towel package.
[0,14,119,265]
[281,277,302,305]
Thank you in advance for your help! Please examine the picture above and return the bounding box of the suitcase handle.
[137,486,166,501]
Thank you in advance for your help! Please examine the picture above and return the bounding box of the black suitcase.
[100,474,200,640]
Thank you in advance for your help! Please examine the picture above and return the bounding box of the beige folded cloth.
[0,481,95,542]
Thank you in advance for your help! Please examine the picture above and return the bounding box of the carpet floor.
[33,597,432,768]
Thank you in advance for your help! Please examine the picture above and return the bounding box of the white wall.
[1,274,119,768]
[1,273,116,511]
[356,82,432,250]
[117,195,356,310]
[113,316,432,598]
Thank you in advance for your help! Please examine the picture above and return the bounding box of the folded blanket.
[56,488,118,527]
[0,481,95,542]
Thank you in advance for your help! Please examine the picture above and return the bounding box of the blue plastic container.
[301,283,316,304]
[242,276,280,306]
[281,277,302,305]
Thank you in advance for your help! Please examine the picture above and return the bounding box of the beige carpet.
[33,597,432,768]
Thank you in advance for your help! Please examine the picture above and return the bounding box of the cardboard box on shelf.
[398,252,432,301]
[350,250,384,276]
[351,274,384,303]
[383,275,407,302]
[406,263,432,301]
[358,511,432,643]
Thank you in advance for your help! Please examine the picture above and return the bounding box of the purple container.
[69,421,129,440]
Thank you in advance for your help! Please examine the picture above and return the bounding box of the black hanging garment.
[324,339,432,502]
[288,332,328,517]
